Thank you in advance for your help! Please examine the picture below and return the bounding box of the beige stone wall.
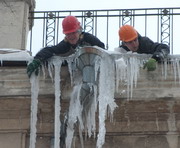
[0,132,26,148]
[0,0,35,49]
[0,63,180,148]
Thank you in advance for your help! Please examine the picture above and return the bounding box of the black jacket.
[34,32,105,62]
[120,34,170,58]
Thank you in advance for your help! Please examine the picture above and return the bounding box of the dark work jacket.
[120,34,170,57]
[34,32,105,62]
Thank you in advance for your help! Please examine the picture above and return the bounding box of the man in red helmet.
[27,15,105,77]
[116,25,170,71]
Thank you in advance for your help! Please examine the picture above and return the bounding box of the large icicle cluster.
[28,47,180,148]
[29,47,118,148]
[114,52,151,99]
[64,48,118,148]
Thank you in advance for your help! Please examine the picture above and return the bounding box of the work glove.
[27,59,41,78]
[152,51,165,63]
[143,58,157,71]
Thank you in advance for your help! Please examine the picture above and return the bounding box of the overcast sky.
[29,0,180,55]
[35,0,179,11]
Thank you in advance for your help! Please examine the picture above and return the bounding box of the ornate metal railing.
[28,7,180,55]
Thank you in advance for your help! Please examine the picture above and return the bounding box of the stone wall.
[0,61,180,148]
[0,0,35,49]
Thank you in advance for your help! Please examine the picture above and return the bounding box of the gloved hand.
[143,58,157,71]
[152,51,165,63]
[27,59,41,78]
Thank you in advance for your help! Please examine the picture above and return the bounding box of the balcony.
[28,7,180,56]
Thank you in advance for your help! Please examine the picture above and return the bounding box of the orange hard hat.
[118,25,138,42]
[62,16,80,34]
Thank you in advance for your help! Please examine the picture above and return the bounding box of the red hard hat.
[62,16,80,34]
[118,25,138,42]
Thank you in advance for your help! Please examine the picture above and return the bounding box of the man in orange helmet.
[27,15,105,77]
[117,24,170,71]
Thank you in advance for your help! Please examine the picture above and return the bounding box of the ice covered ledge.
[0,47,180,100]
[0,48,32,66]
[1,59,176,100]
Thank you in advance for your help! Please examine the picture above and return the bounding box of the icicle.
[47,62,55,81]
[122,53,141,99]
[162,60,168,80]
[176,59,180,84]
[168,55,180,84]
[94,56,101,82]
[53,60,63,148]
[115,57,127,93]
[114,52,150,99]
[97,52,117,148]
[86,84,98,138]
[67,60,74,86]
[66,53,78,86]
[29,74,39,148]
[172,58,177,83]
[66,84,83,148]
[48,55,65,148]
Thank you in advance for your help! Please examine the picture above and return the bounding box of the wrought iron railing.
[28,7,180,55]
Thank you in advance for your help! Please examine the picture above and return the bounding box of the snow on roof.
[0,48,33,61]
